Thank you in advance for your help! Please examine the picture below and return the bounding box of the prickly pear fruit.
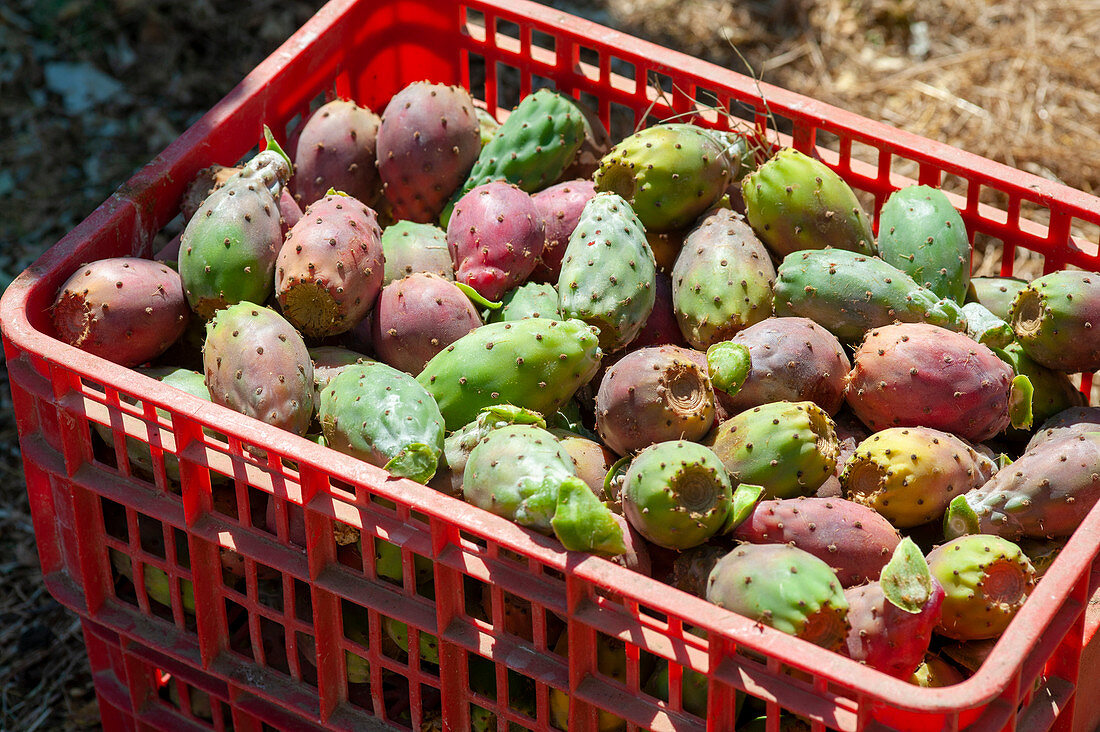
[475,108,499,147]
[380,220,453,285]
[926,535,1035,640]
[377,82,481,222]
[551,429,616,503]
[667,544,731,598]
[463,425,624,554]
[558,101,611,182]
[706,543,849,650]
[181,164,239,223]
[648,229,684,274]
[110,548,196,614]
[52,257,190,367]
[595,346,715,456]
[996,342,1086,437]
[1026,406,1100,452]
[417,318,602,431]
[292,98,381,208]
[371,272,483,374]
[180,132,291,319]
[846,323,1030,442]
[717,317,850,416]
[488,282,560,323]
[843,539,945,678]
[431,404,546,497]
[742,148,874,257]
[773,249,968,343]
[842,427,996,528]
[275,192,384,337]
[620,441,733,550]
[944,431,1100,541]
[595,123,732,233]
[732,497,902,587]
[530,180,598,282]
[877,185,970,304]
[447,182,546,301]
[558,192,656,352]
[203,302,313,436]
[628,272,687,349]
[319,361,444,483]
[549,632,630,732]
[708,401,839,499]
[671,208,775,349]
[445,89,585,225]
[910,654,966,687]
[961,302,1014,349]
[1009,270,1100,372]
[642,662,711,718]
[967,276,1028,321]
[309,345,371,397]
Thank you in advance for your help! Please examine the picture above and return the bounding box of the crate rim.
[2,0,1098,721]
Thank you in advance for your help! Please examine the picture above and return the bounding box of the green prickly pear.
[961,302,1014,349]
[488,282,561,323]
[670,208,775,349]
[319,361,445,484]
[877,185,970,304]
[380,220,454,285]
[1009,270,1100,372]
[430,404,547,497]
[966,276,1028,321]
[926,535,1035,640]
[558,192,656,352]
[595,123,732,233]
[417,318,602,432]
[621,441,733,550]
[742,147,874,257]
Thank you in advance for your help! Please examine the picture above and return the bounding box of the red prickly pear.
[529,179,597,283]
[1025,406,1100,453]
[732,496,902,587]
[275,193,384,338]
[371,273,484,374]
[843,539,945,678]
[447,182,545,301]
[292,99,382,208]
[627,272,687,350]
[558,101,611,182]
[376,82,481,223]
[52,257,190,368]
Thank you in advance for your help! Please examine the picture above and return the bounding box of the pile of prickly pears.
[51,78,1100,723]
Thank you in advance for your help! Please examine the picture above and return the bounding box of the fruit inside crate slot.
[48,71,1100,731]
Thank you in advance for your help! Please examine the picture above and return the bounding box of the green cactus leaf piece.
[1009,374,1034,431]
[262,125,292,171]
[706,342,752,395]
[384,442,440,485]
[962,302,1014,349]
[880,538,932,614]
[943,495,981,540]
[723,483,764,534]
[457,281,503,310]
[551,476,626,555]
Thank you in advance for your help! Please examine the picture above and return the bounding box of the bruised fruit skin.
[447,182,546,301]
[52,257,190,368]
[841,427,996,529]
[203,303,314,437]
[417,318,602,431]
[530,180,598,283]
[376,82,481,223]
[595,346,715,456]
[846,323,1019,443]
[706,543,849,650]
[380,220,453,285]
[742,147,875,257]
[371,273,483,374]
[1009,270,1100,373]
[720,317,850,416]
[671,208,775,350]
[292,98,382,208]
[708,401,839,499]
[621,441,733,550]
[275,193,384,338]
[926,535,1036,640]
[944,432,1100,541]
[732,497,902,587]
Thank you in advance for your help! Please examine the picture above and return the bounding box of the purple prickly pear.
[52,257,190,368]
[926,534,1036,640]
[376,82,481,223]
[275,192,384,338]
[719,316,850,416]
[846,322,1032,442]
[203,302,314,436]
[706,544,849,650]
[595,346,716,456]
[292,98,382,208]
[529,179,597,283]
[447,182,545,301]
[732,496,902,587]
[843,539,946,678]
[371,272,483,374]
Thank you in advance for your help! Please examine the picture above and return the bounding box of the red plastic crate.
[4,0,1100,730]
